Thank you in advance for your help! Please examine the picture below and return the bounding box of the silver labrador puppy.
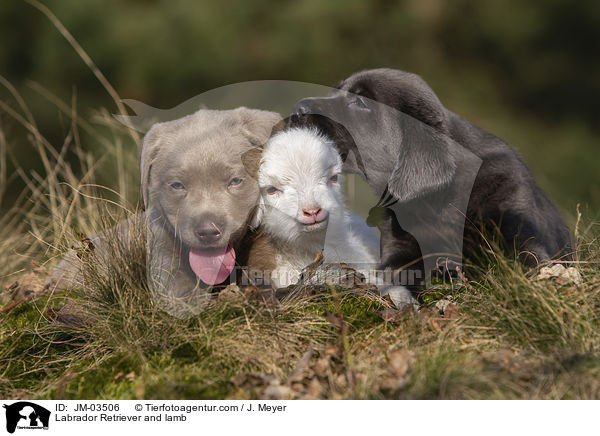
[55,107,282,316]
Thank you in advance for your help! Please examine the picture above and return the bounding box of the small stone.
[537,264,582,286]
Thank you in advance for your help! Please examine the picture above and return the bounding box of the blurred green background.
[1,0,598,220]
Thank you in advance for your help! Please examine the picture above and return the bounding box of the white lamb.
[252,127,416,307]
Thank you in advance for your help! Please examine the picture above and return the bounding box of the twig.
[0,117,6,205]
[24,0,139,144]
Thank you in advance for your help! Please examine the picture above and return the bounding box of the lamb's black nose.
[195,222,222,244]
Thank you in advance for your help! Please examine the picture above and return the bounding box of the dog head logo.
[3,402,50,433]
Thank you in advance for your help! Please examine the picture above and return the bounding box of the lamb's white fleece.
[255,128,417,308]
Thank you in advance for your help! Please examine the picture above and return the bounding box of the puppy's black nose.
[294,101,310,116]
[290,100,313,125]
[195,222,222,244]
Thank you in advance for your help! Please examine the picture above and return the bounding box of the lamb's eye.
[329,174,339,183]
[265,186,280,195]
[228,177,244,187]
[169,181,186,191]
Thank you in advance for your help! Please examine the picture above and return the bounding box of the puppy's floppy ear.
[241,146,263,180]
[238,107,283,180]
[388,117,458,203]
[139,123,167,208]
[235,107,285,147]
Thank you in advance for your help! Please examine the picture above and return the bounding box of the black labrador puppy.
[289,68,573,286]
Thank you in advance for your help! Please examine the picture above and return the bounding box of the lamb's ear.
[249,196,265,229]
[235,107,285,146]
[138,123,167,208]
[241,145,265,228]
[388,118,458,203]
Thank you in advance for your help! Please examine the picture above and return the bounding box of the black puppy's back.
[292,68,574,274]
[457,117,573,263]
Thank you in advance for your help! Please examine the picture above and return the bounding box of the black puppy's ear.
[388,119,458,203]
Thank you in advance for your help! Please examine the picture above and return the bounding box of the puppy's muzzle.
[290,98,319,124]
[194,220,223,245]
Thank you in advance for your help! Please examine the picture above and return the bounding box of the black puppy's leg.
[368,206,424,294]
[499,212,551,267]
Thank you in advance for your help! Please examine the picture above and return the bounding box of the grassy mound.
[1,80,599,400]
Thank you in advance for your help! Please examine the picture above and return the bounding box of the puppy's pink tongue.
[189,245,236,285]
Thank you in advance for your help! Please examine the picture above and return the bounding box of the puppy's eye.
[329,174,339,183]
[349,96,368,109]
[265,186,280,195]
[228,177,244,187]
[169,181,186,191]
